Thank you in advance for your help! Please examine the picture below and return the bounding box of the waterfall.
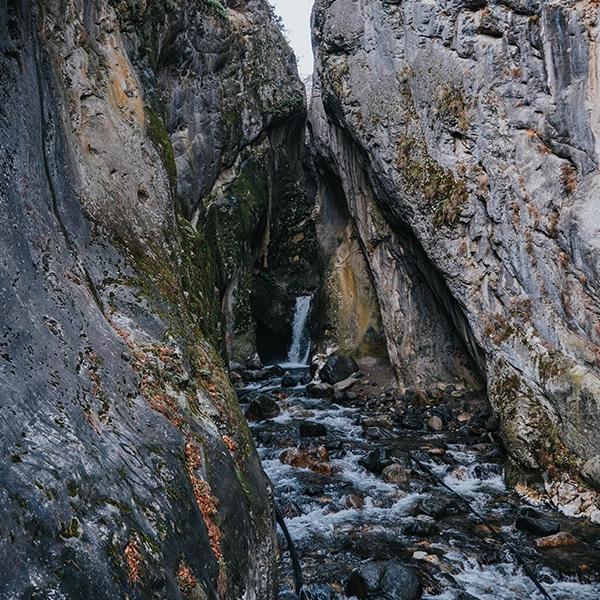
[285,295,312,367]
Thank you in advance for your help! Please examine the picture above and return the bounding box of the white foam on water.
[286,295,312,366]
[284,493,426,543]
[439,554,600,600]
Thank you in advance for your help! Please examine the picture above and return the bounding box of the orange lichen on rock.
[184,440,223,562]
[124,537,141,584]
[177,561,197,596]
[222,434,237,454]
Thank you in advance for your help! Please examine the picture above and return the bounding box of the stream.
[237,365,600,600]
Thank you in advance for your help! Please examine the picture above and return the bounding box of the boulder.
[418,496,464,518]
[320,355,359,385]
[333,375,359,394]
[268,364,285,377]
[282,372,296,388]
[346,562,421,600]
[245,395,281,421]
[515,507,560,536]
[581,455,600,490]
[382,463,411,485]
[427,415,444,432]
[345,493,365,509]
[299,584,343,600]
[307,382,334,397]
[299,421,327,438]
[534,532,578,549]
[359,448,393,475]
[242,369,269,382]
[279,447,333,476]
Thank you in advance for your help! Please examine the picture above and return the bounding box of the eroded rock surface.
[310,0,600,505]
[0,0,307,597]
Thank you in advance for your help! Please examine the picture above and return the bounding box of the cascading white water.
[285,295,312,366]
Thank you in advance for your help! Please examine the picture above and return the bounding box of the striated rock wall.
[0,0,306,596]
[310,0,600,504]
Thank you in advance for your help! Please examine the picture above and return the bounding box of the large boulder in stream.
[246,395,282,421]
[346,562,422,600]
[320,354,359,385]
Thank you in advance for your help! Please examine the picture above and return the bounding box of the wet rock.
[333,375,358,394]
[230,371,243,384]
[299,421,327,438]
[346,562,421,600]
[346,563,384,598]
[534,532,578,549]
[485,416,500,432]
[242,369,270,382]
[359,448,393,475]
[403,407,425,430]
[345,493,365,509]
[479,550,503,565]
[581,456,600,490]
[473,463,503,480]
[279,447,333,476]
[412,551,428,560]
[401,518,436,536]
[307,382,334,397]
[320,355,359,385]
[418,496,465,518]
[245,395,281,421]
[382,464,411,485]
[427,415,444,432]
[301,372,312,385]
[282,372,296,388]
[299,584,341,600]
[269,364,285,377]
[516,508,560,536]
[246,354,263,370]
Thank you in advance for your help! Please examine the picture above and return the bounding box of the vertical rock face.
[311,0,600,500]
[0,0,305,597]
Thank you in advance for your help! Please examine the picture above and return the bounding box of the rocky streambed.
[235,360,600,600]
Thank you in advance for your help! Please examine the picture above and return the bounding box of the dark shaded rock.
[269,364,285,377]
[245,395,281,421]
[242,369,270,382]
[320,354,359,385]
[401,519,436,536]
[299,421,328,437]
[346,562,421,600]
[282,372,296,388]
[301,371,312,385]
[307,382,334,397]
[516,508,560,536]
[359,448,393,475]
[418,496,465,518]
[246,354,264,370]
[346,563,383,598]
[300,584,342,600]
[382,463,411,485]
[379,563,422,600]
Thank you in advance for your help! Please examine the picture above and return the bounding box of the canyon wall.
[310,0,600,508]
[0,0,307,596]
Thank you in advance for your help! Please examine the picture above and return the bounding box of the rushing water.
[240,370,600,600]
[284,296,312,367]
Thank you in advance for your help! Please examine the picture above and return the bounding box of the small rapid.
[236,364,600,599]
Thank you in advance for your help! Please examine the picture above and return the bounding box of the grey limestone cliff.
[310,0,600,515]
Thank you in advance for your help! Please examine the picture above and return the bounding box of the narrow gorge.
[2,0,600,599]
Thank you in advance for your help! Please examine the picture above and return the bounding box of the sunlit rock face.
[310,0,600,504]
[0,1,307,597]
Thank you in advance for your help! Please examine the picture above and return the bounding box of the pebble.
[535,532,578,549]
[427,415,444,431]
